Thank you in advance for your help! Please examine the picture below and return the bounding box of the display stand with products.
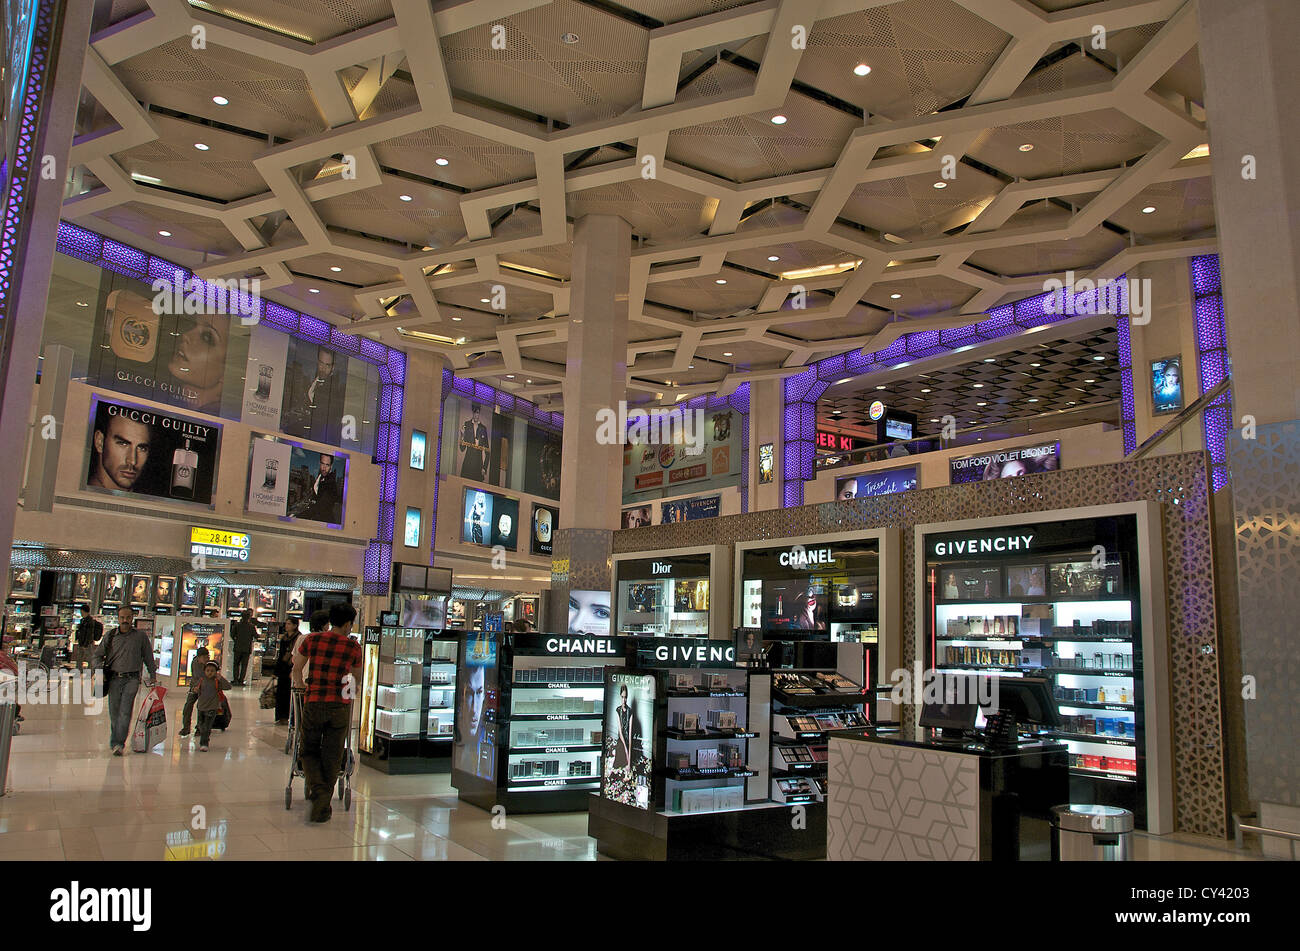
[918,502,1171,833]
[452,631,629,813]
[765,659,869,805]
[587,636,827,861]
[359,610,458,774]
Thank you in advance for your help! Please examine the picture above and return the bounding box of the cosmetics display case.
[452,631,629,813]
[612,546,731,641]
[918,503,1172,833]
[358,610,459,774]
[588,636,826,861]
[768,669,869,805]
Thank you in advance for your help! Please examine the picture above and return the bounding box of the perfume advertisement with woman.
[83,395,222,506]
[602,672,655,810]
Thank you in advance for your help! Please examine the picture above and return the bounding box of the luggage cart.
[284,688,355,812]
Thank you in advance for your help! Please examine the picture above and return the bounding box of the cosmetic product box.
[667,752,691,770]
[715,786,743,810]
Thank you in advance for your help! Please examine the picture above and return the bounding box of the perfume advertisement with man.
[84,395,222,506]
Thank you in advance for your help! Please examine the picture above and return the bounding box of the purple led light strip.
[53,221,407,594]
[781,279,1130,506]
[1190,254,1231,492]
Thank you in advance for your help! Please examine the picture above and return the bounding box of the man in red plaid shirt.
[291,602,362,822]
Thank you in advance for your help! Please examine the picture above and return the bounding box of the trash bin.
[0,703,16,797]
[1052,804,1133,860]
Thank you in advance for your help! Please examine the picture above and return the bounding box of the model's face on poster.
[315,350,335,381]
[92,415,151,490]
[168,314,230,390]
[568,591,611,634]
[463,664,485,735]
[838,482,857,500]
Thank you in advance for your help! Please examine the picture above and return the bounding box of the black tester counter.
[825,727,1068,861]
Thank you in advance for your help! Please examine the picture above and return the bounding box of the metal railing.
[1233,812,1300,859]
[1128,378,1231,459]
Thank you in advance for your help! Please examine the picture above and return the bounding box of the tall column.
[749,378,784,511]
[1198,0,1300,850]
[0,2,95,584]
[549,215,631,633]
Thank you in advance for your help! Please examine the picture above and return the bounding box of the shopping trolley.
[284,687,355,812]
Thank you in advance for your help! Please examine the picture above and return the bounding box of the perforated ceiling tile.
[189,0,395,43]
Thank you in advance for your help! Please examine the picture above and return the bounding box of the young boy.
[178,646,209,737]
[194,660,232,752]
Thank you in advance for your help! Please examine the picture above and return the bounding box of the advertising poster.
[758,443,774,484]
[89,280,251,420]
[246,436,292,517]
[153,576,176,608]
[286,590,305,613]
[176,620,225,687]
[1150,355,1184,415]
[398,596,445,629]
[74,573,97,603]
[452,399,498,485]
[661,494,720,524]
[763,579,828,632]
[85,396,222,506]
[454,630,498,781]
[461,488,519,551]
[240,323,288,431]
[103,573,126,604]
[602,671,655,810]
[180,577,199,609]
[129,574,151,606]
[403,507,421,548]
[279,338,349,446]
[530,504,557,556]
[568,589,612,636]
[835,466,919,500]
[522,424,562,499]
[622,408,740,496]
[409,430,427,471]
[948,442,1061,484]
[621,505,651,529]
[285,446,347,526]
[255,588,277,612]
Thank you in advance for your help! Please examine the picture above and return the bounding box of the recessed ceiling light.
[688,364,695,369]
[983,357,995,363]
[435,158,449,166]
[451,316,462,321]
[1027,398,1038,402]
[194,143,209,151]
[890,293,901,299]
[853,63,871,76]
[770,114,788,125]
[875,385,886,390]
[972,383,984,388]
[1030,362,1040,367]
[1068,401,1077,405]
[1018,143,1034,152]
[329,266,342,272]
[561,32,579,44]
[399,194,413,202]
[526,379,532,384]
[767,255,780,262]
[930,418,939,423]
[308,288,320,294]
[715,278,727,284]
[507,374,515,379]
[832,409,841,414]
[723,351,734,357]
[1093,355,1106,361]
[1141,206,1156,214]
[920,388,931,393]
[158,230,171,237]
[212,96,229,106]
[1084,378,1096,384]
[480,298,490,303]
[75,300,88,307]
[932,181,947,189]
[976,401,987,407]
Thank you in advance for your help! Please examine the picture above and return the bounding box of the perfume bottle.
[254,363,273,400]
[171,438,198,499]
[262,456,278,489]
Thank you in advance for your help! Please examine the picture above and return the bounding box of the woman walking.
[274,617,301,724]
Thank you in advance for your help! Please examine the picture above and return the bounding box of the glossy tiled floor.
[0,678,1265,861]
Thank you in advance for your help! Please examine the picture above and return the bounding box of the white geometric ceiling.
[66,0,1217,410]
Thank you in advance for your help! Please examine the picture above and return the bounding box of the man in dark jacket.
[94,606,157,755]
[73,605,103,669]
[230,609,258,685]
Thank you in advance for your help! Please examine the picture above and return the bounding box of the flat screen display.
[762,579,828,632]
[1049,559,1123,598]
[884,418,913,440]
[830,576,877,622]
[409,430,427,470]
[403,507,421,548]
[602,671,655,810]
[626,582,661,614]
[937,566,1003,602]
[1005,564,1047,598]
[530,504,557,556]
[1150,355,1184,415]
[398,595,445,629]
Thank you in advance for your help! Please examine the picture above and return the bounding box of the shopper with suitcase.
[95,606,157,756]
[291,603,361,823]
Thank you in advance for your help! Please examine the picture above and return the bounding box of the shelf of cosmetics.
[770,670,864,703]
[941,646,1133,675]
[378,660,454,685]
[513,666,605,685]
[941,617,1134,639]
